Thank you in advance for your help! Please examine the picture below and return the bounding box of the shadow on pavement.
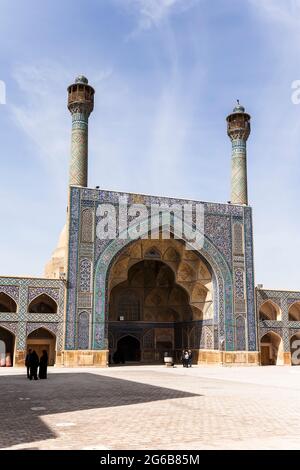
[0,372,202,449]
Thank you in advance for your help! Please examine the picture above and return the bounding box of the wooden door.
[261,345,270,365]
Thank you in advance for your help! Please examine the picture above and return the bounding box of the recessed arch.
[163,247,180,262]
[109,259,192,323]
[27,327,57,366]
[144,247,161,259]
[27,326,56,339]
[92,213,234,352]
[115,335,141,363]
[260,331,283,365]
[259,300,281,321]
[78,311,90,349]
[289,302,300,321]
[201,326,214,350]
[0,292,17,313]
[28,294,57,314]
[0,326,15,366]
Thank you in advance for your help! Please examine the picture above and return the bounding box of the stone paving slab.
[0,366,300,450]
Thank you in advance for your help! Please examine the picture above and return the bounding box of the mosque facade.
[0,76,299,368]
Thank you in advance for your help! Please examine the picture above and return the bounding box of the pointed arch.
[144,247,161,259]
[28,294,57,314]
[116,334,141,362]
[260,331,283,365]
[27,326,56,339]
[0,292,17,313]
[163,247,180,262]
[0,326,15,365]
[259,300,281,321]
[92,213,233,350]
[201,326,214,349]
[288,301,300,321]
[27,327,57,366]
[0,324,16,336]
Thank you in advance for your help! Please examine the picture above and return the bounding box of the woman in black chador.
[29,350,39,380]
[39,350,48,379]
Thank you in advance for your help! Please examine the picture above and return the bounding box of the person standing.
[188,349,193,367]
[181,349,186,367]
[184,349,189,367]
[29,350,39,380]
[39,350,48,379]
[25,348,32,379]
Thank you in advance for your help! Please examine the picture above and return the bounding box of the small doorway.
[116,336,141,363]
[156,341,173,362]
[27,328,56,366]
[260,332,283,365]
[0,327,15,366]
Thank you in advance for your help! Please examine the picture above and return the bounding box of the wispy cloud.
[250,0,300,28]
[247,0,300,289]
[115,0,199,35]
[10,62,70,190]
[10,62,113,192]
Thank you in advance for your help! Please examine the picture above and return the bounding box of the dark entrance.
[117,335,141,362]
[0,327,15,366]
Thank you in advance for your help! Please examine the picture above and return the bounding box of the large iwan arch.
[93,215,234,363]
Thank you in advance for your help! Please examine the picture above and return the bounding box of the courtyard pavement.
[0,365,300,450]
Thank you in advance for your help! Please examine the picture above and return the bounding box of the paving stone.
[0,365,299,450]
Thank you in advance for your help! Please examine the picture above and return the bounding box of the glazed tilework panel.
[244,208,257,351]
[235,315,246,350]
[81,209,94,243]
[77,311,90,349]
[233,223,244,255]
[257,289,300,351]
[70,112,89,187]
[234,269,245,300]
[28,287,60,304]
[0,322,18,335]
[78,293,92,308]
[92,216,234,351]
[66,188,81,349]
[0,285,19,303]
[25,314,60,322]
[26,322,58,336]
[79,258,92,292]
[143,329,155,348]
[0,277,65,351]
[66,187,259,353]
[204,215,232,266]
[0,313,18,321]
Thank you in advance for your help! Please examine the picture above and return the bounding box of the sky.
[0,0,299,289]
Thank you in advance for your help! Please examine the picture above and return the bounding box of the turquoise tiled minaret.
[226,102,251,205]
[67,76,95,187]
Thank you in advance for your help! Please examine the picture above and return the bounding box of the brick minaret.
[226,101,251,205]
[67,75,95,187]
